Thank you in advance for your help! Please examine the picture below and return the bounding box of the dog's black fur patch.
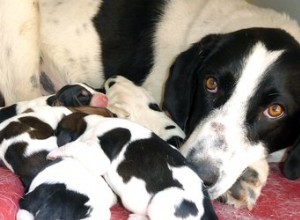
[174,199,198,218]
[0,104,17,123]
[117,133,185,193]
[98,127,131,160]
[0,117,56,189]
[19,183,91,220]
[4,143,51,190]
[0,91,5,107]
[93,0,167,84]
[55,84,93,106]
[55,112,88,147]
[148,103,162,112]
[284,141,300,180]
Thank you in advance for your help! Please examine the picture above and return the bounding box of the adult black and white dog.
[1,0,300,209]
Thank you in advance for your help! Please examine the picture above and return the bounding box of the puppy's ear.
[284,140,300,180]
[55,112,87,146]
[163,34,220,132]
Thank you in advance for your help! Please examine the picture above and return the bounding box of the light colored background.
[248,0,300,23]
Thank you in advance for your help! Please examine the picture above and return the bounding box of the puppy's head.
[48,83,108,108]
[163,28,300,198]
[55,112,88,147]
[55,106,116,147]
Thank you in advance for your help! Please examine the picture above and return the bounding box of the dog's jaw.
[181,115,267,199]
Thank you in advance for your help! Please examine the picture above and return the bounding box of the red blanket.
[1,163,299,220]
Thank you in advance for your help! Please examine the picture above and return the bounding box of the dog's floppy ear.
[284,140,300,180]
[55,112,88,146]
[163,34,220,132]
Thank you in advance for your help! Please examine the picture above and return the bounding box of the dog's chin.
[182,134,268,201]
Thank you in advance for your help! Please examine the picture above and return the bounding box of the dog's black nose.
[193,161,219,187]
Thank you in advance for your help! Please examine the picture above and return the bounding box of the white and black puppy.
[0,106,71,189]
[48,113,217,220]
[0,83,108,123]
[17,158,116,220]
[0,106,116,220]
[104,75,185,148]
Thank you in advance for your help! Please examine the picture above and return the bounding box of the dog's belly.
[39,0,197,102]
[39,0,104,94]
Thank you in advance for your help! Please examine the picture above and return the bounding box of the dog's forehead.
[208,29,300,117]
[224,28,300,51]
[217,42,283,115]
[203,28,299,70]
[250,51,300,103]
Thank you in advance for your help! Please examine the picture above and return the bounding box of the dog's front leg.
[0,0,41,105]
[284,138,300,180]
[218,157,269,210]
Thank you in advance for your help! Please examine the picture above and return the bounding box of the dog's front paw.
[47,148,67,160]
[107,104,130,118]
[218,158,269,210]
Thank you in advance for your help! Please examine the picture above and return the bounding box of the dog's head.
[49,83,108,108]
[163,28,300,198]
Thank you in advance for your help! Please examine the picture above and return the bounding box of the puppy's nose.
[194,161,219,187]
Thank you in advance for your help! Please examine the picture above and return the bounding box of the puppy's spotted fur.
[0,106,116,220]
[0,106,71,189]
[48,113,217,220]
[0,83,108,124]
[18,157,116,220]
[104,75,185,147]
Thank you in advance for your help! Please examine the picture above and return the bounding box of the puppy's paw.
[218,158,269,210]
[107,104,130,118]
[46,149,65,160]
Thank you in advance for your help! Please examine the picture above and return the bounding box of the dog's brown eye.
[264,104,285,119]
[205,77,218,93]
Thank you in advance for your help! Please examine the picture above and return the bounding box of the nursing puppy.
[48,113,217,220]
[3,0,300,209]
[104,75,185,148]
[0,83,108,123]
